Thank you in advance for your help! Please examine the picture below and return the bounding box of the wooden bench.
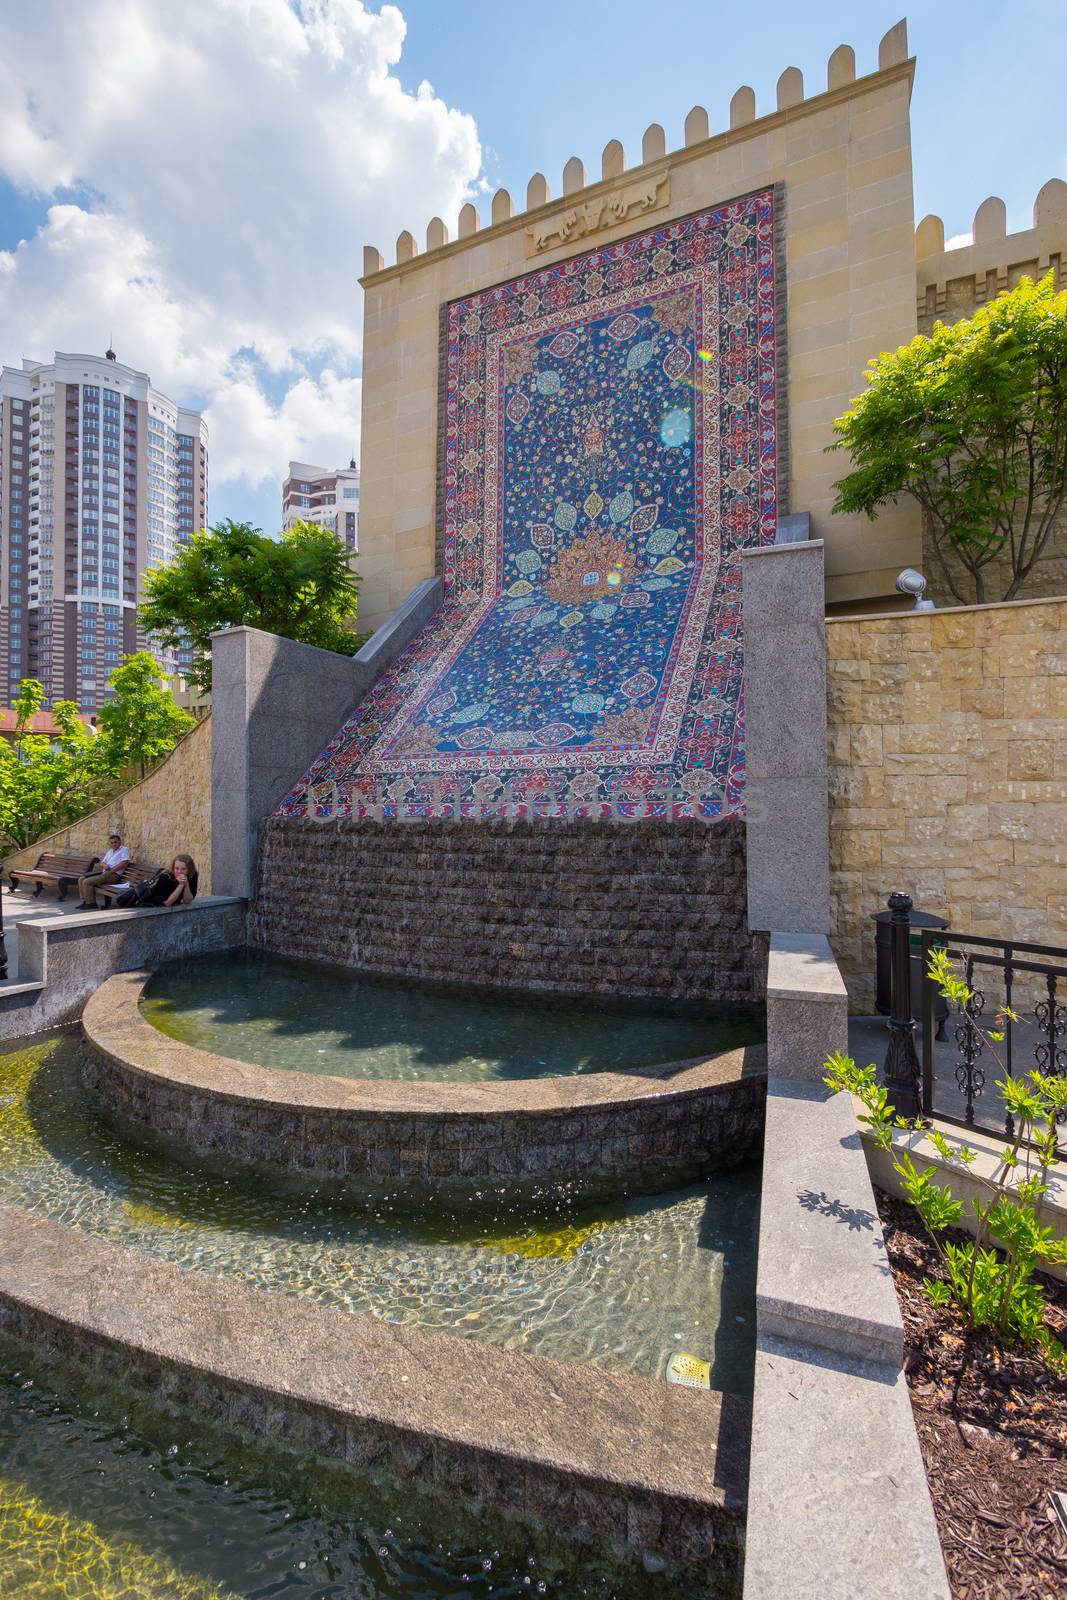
[95,863,163,906]
[8,852,99,901]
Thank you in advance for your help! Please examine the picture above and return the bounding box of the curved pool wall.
[83,970,767,1204]
[2,1031,758,1388]
[3,1350,667,1600]
[0,1202,748,1582]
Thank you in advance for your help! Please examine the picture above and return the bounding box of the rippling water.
[0,1362,702,1599]
[0,1033,759,1389]
[141,950,762,1082]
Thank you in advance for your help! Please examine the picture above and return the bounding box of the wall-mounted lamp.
[895,568,936,611]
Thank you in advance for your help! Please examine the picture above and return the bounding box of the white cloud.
[0,0,482,497]
[944,232,973,251]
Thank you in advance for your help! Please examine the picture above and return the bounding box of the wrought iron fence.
[916,926,1067,1145]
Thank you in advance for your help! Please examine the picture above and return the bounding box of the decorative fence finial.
[827,44,856,90]
[562,156,586,195]
[601,139,625,180]
[491,188,514,224]
[730,86,756,128]
[426,216,448,251]
[1035,177,1067,227]
[396,230,417,264]
[362,245,384,276]
[878,18,909,68]
[642,123,666,163]
[684,106,709,146]
[526,172,550,209]
[915,214,945,258]
[776,67,803,110]
[973,195,1007,244]
[458,203,479,239]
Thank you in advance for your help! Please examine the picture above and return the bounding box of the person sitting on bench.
[114,854,198,909]
[79,833,131,908]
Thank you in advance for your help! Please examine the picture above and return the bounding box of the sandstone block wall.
[827,597,1067,1008]
[4,715,213,892]
[252,815,762,1007]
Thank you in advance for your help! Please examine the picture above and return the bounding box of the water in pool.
[0,1033,758,1391]
[0,1357,700,1598]
[140,951,762,1082]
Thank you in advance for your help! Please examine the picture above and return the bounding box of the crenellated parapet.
[915,178,1067,326]
[361,20,912,279]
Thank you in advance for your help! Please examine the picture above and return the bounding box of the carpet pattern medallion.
[279,188,778,819]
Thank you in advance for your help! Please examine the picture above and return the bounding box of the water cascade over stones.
[250,815,763,1007]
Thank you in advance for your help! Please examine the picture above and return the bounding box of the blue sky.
[0,1,1063,537]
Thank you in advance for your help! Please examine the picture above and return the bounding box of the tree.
[0,680,105,851]
[830,272,1067,604]
[94,652,196,780]
[139,518,362,690]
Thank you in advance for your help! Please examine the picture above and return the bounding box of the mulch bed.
[877,1190,1067,1599]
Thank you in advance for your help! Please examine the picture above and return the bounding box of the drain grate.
[665,1351,711,1389]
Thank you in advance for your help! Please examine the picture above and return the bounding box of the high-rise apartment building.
[282,459,359,552]
[0,350,208,709]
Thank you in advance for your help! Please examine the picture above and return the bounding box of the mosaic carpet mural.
[280,188,778,820]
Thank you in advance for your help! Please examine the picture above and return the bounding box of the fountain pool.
[1,1031,759,1389]
[140,951,763,1083]
[0,1355,701,1599]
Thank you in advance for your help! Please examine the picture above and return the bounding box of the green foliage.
[829,272,1067,604]
[0,663,194,854]
[140,518,362,691]
[824,951,1067,1374]
[93,653,195,780]
[0,681,104,851]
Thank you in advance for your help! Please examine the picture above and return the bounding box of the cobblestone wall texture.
[4,716,213,892]
[252,815,762,1007]
[827,597,1067,1008]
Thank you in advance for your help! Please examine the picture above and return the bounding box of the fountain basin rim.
[0,1199,747,1566]
[85,969,767,1116]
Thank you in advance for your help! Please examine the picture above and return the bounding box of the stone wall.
[4,716,213,891]
[252,815,762,1007]
[914,179,1067,606]
[826,597,1067,1008]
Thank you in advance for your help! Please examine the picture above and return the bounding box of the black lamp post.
[0,875,7,982]
[883,889,922,1119]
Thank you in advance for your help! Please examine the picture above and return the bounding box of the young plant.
[824,952,1067,1372]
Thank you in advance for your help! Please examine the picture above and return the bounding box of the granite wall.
[251,815,762,1007]
[827,596,1067,1008]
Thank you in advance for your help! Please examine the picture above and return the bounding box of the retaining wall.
[252,815,762,1007]
[4,716,213,892]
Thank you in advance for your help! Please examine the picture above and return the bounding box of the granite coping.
[743,1333,950,1600]
[84,969,767,1119]
[0,1201,748,1549]
[766,933,849,1003]
[756,1077,904,1367]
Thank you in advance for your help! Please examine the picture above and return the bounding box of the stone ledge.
[757,1078,903,1367]
[83,969,767,1203]
[743,1332,949,1600]
[766,932,849,1082]
[0,1202,747,1572]
[0,897,247,1040]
